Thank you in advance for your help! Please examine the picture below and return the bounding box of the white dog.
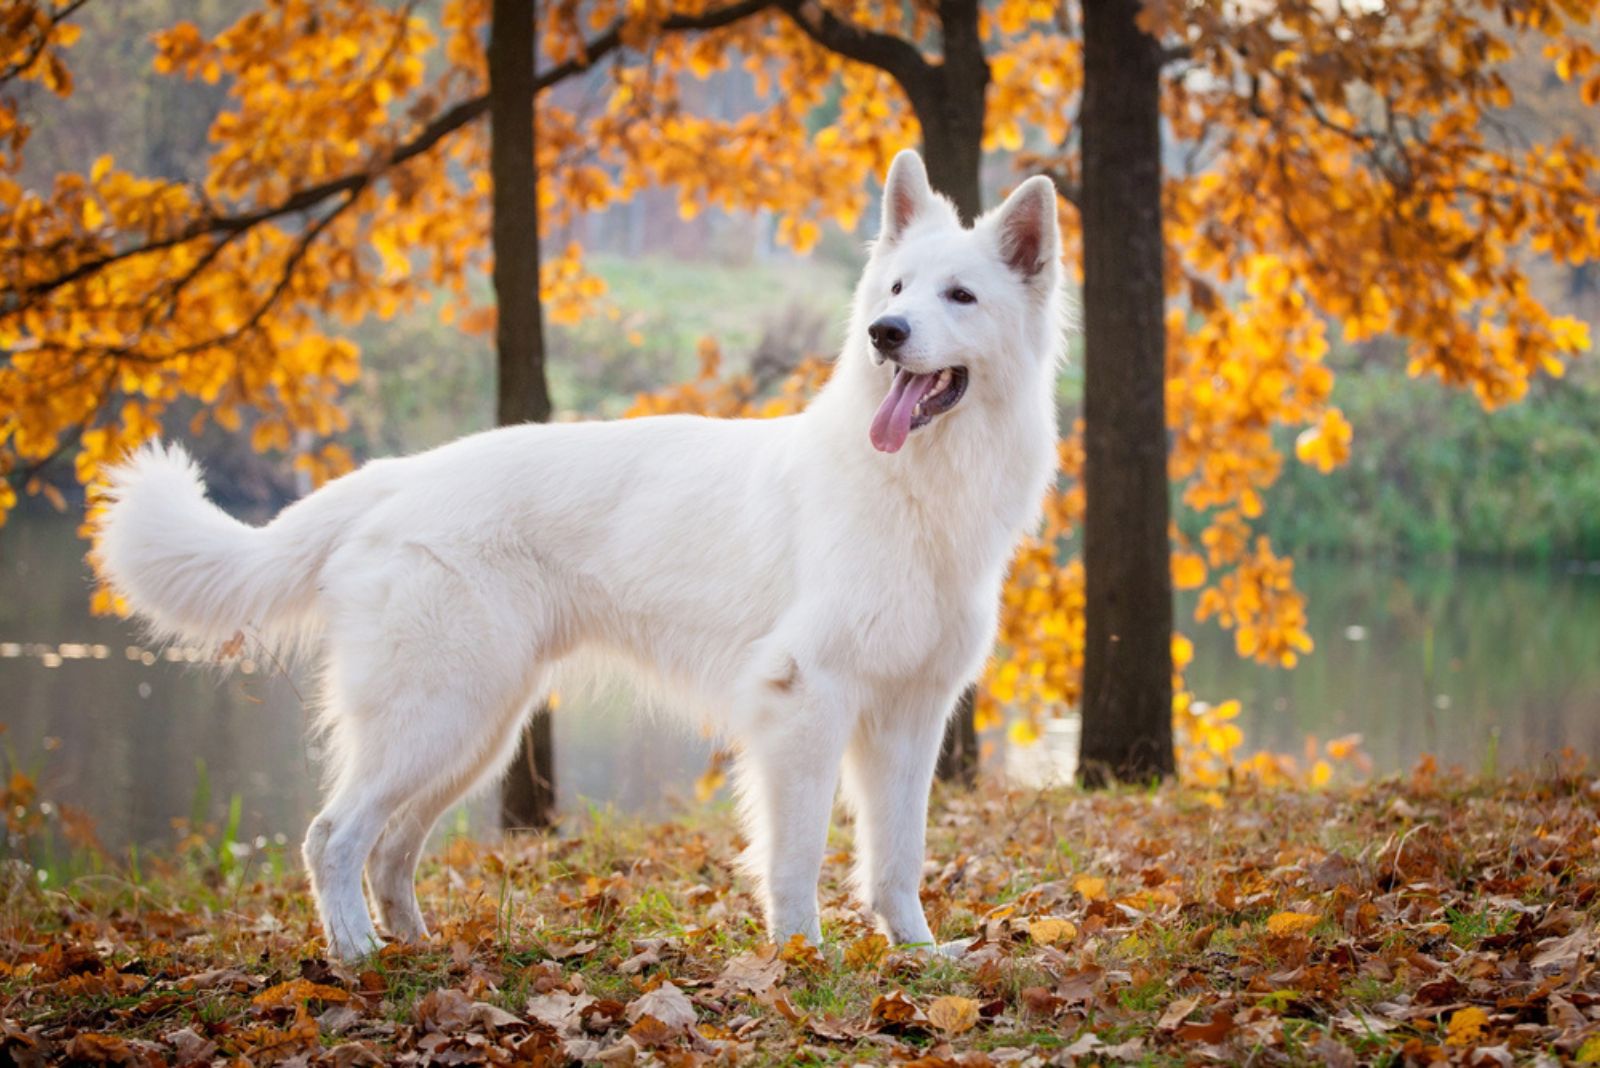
[97,150,1063,960]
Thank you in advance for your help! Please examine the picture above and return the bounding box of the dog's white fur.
[96,151,1063,959]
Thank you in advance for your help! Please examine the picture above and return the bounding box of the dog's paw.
[326,927,386,962]
[899,937,974,959]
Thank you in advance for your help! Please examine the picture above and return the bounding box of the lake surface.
[3,511,1597,851]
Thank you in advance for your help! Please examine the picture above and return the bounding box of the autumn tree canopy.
[1,0,1595,784]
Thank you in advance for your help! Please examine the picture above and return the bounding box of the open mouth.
[869,365,969,454]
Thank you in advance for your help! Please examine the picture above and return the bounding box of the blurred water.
[1184,559,1600,775]
[0,513,713,851]
[3,511,1598,850]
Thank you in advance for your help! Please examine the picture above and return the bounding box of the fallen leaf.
[624,982,696,1032]
[1028,917,1077,945]
[1176,1010,1235,1043]
[162,1027,215,1067]
[843,932,890,970]
[323,1042,386,1068]
[1055,964,1105,1005]
[416,987,525,1033]
[1157,994,1201,1031]
[178,967,259,993]
[1059,1031,1103,1058]
[779,933,824,970]
[252,978,350,1010]
[545,938,599,960]
[716,946,786,996]
[626,1014,678,1049]
[1531,927,1591,976]
[1266,910,1321,936]
[926,995,980,1035]
[526,991,595,1035]
[1020,986,1065,1017]
[870,989,927,1029]
[1445,1005,1489,1047]
[1073,875,1108,902]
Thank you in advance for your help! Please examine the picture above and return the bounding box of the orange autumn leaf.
[1072,875,1108,902]
[1265,911,1320,936]
[1445,1006,1490,1047]
[927,996,981,1035]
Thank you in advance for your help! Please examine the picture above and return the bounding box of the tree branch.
[11,0,776,304]
[0,0,93,86]
[776,0,932,99]
[1042,169,1081,210]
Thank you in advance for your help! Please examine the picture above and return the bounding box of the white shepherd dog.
[97,150,1064,960]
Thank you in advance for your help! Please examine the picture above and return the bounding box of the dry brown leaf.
[1156,994,1201,1031]
[926,995,980,1035]
[416,987,524,1033]
[715,946,785,996]
[624,982,696,1032]
[526,991,596,1036]
[1530,927,1591,976]
[625,1014,679,1049]
[1175,1009,1235,1044]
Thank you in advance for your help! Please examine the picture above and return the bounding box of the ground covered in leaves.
[3,765,1599,1066]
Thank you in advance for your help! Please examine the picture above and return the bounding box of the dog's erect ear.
[879,150,934,244]
[994,175,1061,280]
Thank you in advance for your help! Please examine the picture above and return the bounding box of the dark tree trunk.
[922,0,987,225]
[490,0,557,830]
[1076,0,1176,786]
[935,688,980,785]
[919,0,988,785]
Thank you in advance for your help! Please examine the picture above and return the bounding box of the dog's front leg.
[734,655,854,945]
[840,702,951,948]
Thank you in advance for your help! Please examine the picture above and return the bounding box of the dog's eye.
[891,280,902,295]
[947,287,977,305]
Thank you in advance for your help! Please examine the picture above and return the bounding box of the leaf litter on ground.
[1,758,1598,1065]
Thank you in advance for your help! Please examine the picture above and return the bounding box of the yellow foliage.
[4,0,1595,802]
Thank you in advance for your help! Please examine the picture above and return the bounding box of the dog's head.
[855,150,1062,454]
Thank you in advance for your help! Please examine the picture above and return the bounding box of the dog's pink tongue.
[870,368,937,454]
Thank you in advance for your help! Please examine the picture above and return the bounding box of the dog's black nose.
[868,315,910,353]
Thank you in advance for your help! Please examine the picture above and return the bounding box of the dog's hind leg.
[306,642,542,959]
[364,782,465,943]
[733,651,855,945]
[366,694,542,942]
[839,701,949,948]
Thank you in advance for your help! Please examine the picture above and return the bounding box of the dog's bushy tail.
[97,442,374,657]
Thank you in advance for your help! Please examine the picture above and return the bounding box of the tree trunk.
[1076,0,1176,786]
[920,118,983,228]
[919,0,989,785]
[490,0,557,830]
[920,0,987,227]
